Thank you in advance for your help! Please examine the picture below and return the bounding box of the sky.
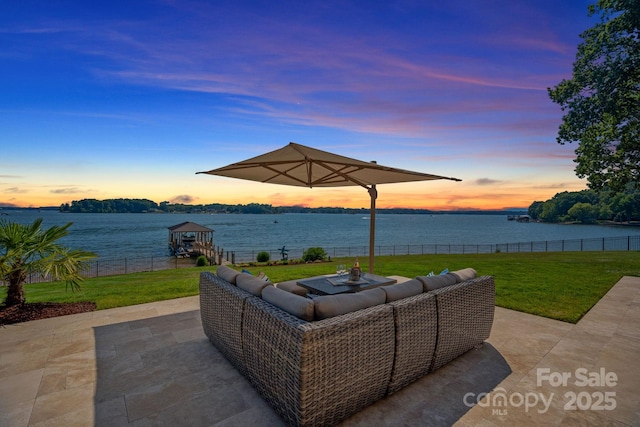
[1,0,598,210]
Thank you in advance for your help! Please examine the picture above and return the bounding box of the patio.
[1,276,638,426]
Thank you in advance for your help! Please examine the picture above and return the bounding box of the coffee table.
[297,273,397,296]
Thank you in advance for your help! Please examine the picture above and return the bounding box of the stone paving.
[1,276,638,426]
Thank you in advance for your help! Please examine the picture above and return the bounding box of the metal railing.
[18,256,197,285]
[227,234,640,263]
[10,234,639,285]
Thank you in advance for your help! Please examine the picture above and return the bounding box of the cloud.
[69,1,574,141]
[50,187,81,194]
[475,178,502,185]
[532,182,575,190]
[3,187,28,194]
[170,194,198,204]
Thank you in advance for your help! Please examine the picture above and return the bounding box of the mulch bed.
[0,302,97,326]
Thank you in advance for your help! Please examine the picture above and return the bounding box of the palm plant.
[0,218,97,307]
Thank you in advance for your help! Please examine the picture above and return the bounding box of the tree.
[609,187,640,221]
[528,201,545,220]
[567,202,600,224]
[0,219,97,307]
[548,0,639,193]
[539,200,561,223]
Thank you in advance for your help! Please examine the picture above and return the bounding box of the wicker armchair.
[199,272,252,376]
[243,297,395,427]
[387,291,438,394]
[430,276,496,371]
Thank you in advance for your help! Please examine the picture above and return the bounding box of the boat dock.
[167,221,216,262]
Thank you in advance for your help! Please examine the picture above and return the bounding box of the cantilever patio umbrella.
[197,142,461,273]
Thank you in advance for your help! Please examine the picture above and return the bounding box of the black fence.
[227,234,640,263]
[10,234,640,285]
[19,256,197,285]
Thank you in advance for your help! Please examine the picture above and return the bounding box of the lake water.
[3,209,639,260]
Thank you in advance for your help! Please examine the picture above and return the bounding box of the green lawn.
[8,251,640,323]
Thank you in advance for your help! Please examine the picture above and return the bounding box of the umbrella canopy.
[197,142,461,272]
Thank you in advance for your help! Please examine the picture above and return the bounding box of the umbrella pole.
[368,185,377,274]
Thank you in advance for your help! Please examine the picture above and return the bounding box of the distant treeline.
[58,198,523,215]
[528,187,640,224]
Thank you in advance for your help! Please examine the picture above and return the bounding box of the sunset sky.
[1,1,597,210]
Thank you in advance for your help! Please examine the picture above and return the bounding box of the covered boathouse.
[168,221,214,258]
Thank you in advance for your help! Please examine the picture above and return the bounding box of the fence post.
[231,251,235,264]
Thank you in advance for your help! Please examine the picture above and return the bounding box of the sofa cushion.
[236,273,273,296]
[382,279,423,302]
[417,273,458,291]
[314,288,386,320]
[262,286,315,321]
[216,265,240,285]
[276,280,309,296]
[451,268,477,282]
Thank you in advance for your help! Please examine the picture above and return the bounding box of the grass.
[7,251,640,324]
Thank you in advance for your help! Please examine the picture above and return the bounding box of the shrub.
[302,247,327,262]
[196,255,208,267]
[257,251,270,262]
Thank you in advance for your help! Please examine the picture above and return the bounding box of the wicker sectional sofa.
[199,266,495,427]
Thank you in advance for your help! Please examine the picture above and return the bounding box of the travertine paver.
[0,277,638,426]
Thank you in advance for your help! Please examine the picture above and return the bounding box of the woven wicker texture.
[243,296,395,427]
[430,276,495,371]
[199,272,253,376]
[387,291,438,394]
[199,271,495,426]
